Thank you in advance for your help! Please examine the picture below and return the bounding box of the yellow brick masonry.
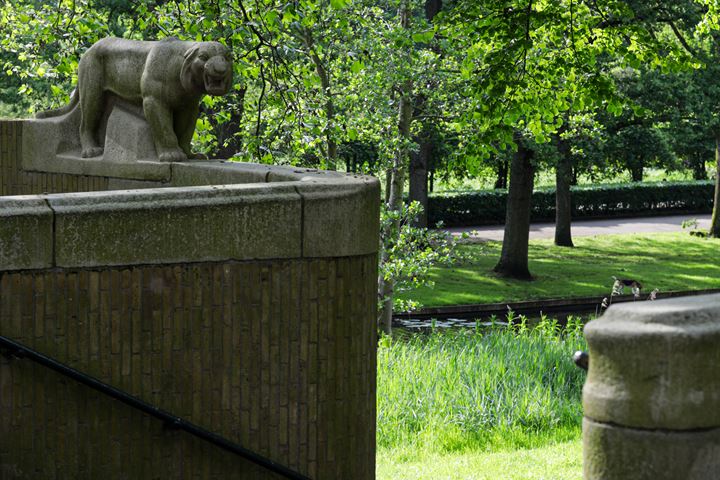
[0,258,377,479]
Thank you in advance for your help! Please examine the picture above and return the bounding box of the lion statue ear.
[180,45,199,92]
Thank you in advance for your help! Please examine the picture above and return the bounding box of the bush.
[428,180,715,227]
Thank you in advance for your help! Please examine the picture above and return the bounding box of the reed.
[377,317,587,458]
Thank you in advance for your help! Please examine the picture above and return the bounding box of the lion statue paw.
[82,146,104,158]
[158,148,188,163]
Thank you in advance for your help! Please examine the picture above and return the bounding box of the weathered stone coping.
[583,294,720,431]
[0,162,379,271]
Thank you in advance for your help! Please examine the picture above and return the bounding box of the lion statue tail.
[36,89,79,119]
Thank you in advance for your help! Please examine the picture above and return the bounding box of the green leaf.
[266,11,279,26]
[282,10,295,24]
[607,100,622,116]
[330,0,349,9]
[351,60,364,74]
[412,31,435,43]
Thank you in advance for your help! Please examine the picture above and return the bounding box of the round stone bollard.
[583,294,720,480]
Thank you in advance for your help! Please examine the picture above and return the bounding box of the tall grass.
[377,317,587,459]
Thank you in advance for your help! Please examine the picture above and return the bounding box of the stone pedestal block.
[584,418,720,480]
[583,294,720,479]
[103,103,157,162]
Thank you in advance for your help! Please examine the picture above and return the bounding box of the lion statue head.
[180,41,233,96]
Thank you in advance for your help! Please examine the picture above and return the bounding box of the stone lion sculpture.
[37,37,233,162]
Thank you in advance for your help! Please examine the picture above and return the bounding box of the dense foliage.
[428,180,715,227]
[2,0,714,172]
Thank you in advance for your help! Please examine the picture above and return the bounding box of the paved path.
[447,214,712,242]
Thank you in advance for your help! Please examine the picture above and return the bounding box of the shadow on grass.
[402,233,720,306]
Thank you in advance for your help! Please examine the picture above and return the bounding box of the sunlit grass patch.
[377,438,582,480]
[400,233,720,307]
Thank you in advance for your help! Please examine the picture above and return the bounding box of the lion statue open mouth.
[37,37,234,162]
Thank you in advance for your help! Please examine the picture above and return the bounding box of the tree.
[595,4,720,234]
[555,124,574,247]
[379,201,462,313]
[440,0,703,279]
[407,0,443,228]
[551,110,608,246]
[493,136,535,279]
[440,0,617,279]
[377,0,415,334]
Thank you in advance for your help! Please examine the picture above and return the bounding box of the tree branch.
[256,62,266,159]
[666,18,697,57]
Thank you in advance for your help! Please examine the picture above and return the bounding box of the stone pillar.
[582,294,720,479]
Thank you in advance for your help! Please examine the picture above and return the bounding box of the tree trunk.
[425,0,442,20]
[710,134,720,237]
[303,29,337,170]
[691,155,707,180]
[214,88,247,159]
[378,79,413,334]
[378,0,413,334]
[554,132,574,247]
[494,159,508,189]
[409,137,430,227]
[629,162,643,182]
[405,0,441,227]
[494,139,535,280]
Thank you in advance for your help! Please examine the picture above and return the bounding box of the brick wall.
[0,257,377,479]
[0,120,109,195]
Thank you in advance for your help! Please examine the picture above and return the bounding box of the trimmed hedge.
[428,180,715,227]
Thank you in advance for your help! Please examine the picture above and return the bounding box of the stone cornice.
[1,120,379,271]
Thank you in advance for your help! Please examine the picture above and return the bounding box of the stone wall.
[0,119,379,479]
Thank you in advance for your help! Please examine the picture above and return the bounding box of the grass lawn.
[377,439,582,480]
[400,232,720,307]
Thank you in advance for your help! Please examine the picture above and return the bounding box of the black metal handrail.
[0,334,311,480]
